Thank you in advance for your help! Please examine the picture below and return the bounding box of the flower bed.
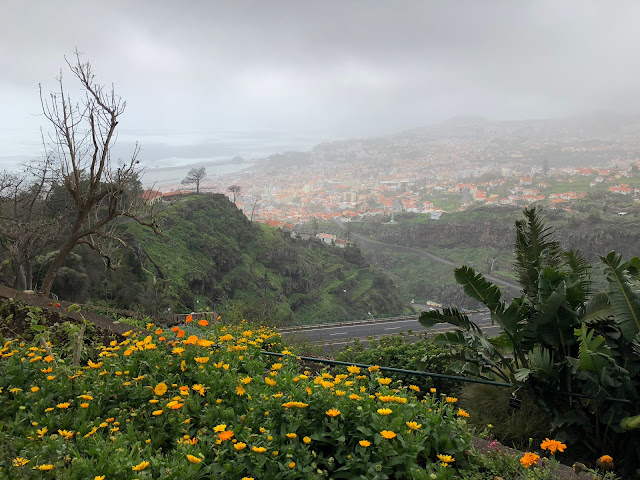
[0,318,474,479]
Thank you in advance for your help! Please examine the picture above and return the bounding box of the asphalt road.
[281,311,500,351]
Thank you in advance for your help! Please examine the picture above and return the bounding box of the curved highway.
[280,311,499,352]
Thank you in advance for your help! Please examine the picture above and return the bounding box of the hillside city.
[144,120,640,228]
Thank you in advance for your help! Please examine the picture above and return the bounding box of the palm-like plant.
[420,206,640,470]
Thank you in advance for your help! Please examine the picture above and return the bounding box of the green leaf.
[454,265,501,310]
[620,414,640,431]
[67,304,82,313]
[600,251,640,340]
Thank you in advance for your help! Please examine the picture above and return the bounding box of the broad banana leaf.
[601,251,640,341]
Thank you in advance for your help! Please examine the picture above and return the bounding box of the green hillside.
[127,194,403,325]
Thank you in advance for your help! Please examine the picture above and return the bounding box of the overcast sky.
[2,0,640,174]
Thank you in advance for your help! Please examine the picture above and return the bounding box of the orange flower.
[198,319,209,327]
[177,330,185,338]
[185,314,193,323]
[359,440,371,447]
[380,430,396,439]
[520,452,540,468]
[325,408,341,417]
[597,455,614,470]
[540,438,566,454]
[218,430,234,441]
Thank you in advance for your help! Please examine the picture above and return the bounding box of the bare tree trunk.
[40,235,78,297]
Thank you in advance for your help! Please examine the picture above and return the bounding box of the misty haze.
[2,1,640,478]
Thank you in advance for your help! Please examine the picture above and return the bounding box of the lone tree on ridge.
[182,167,206,193]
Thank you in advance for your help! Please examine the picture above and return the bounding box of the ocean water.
[125,130,328,187]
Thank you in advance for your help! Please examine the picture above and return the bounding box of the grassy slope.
[127,194,403,325]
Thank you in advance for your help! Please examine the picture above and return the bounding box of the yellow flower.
[241,478,255,480]
[252,446,267,453]
[234,442,247,451]
[325,408,341,417]
[368,365,380,372]
[95,476,106,480]
[80,402,89,409]
[37,427,48,437]
[13,457,29,467]
[241,376,252,384]
[457,408,470,418]
[57,402,70,409]
[30,386,40,392]
[380,430,396,439]
[409,385,420,392]
[406,421,422,430]
[520,452,540,468]
[80,394,93,400]
[152,410,163,416]
[359,440,371,447]
[58,429,74,440]
[132,460,150,471]
[286,433,297,439]
[430,387,436,393]
[186,454,202,463]
[540,438,566,454]
[271,363,283,370]
[378,377,392,385]
[347,365,361,374]
[282,401,308,408]
[303,436,311,444]
[264,377,277,386]
[213,424,227,432]
[377,408,393,416]
[288,461,296,469]
[437,454,455,464]
[236,385,246,396]
[194,357,209,364]
[36,464,55,471]
[154,383,167,396]
[349,394,362,400]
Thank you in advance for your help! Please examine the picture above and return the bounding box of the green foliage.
[459,384,552,450]
[420,207,640,476]
[126,194,403,324]
[0,320,474,479]
[334,334,454,392]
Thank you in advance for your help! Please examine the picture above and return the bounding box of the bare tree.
[38,52,160,298]
[0,157,61,290]
[249,192,261,222]
[182,167,206,193]
[227,184,241,203]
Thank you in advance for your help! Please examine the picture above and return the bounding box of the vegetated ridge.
[126,193,403,325]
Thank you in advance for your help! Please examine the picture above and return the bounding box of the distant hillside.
[126,194,403,325]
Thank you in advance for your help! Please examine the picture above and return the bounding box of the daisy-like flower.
[13,457,29,467]
[359,440,371,447]
[457,408,470,418]
[377,408,393,416]
[218,430,234,441]
[325,408,341,417]
[132,461,150,471]
[520,452,540,468]
[286,433,297,439]
[445,397,458,403]
[303,436,311,444]
[234,442,247,451]
[380,430,396,439]
[347,365,361,374]
[406,421,422,430]
[540,438,566,454]
[186,454,202,464]
[378,377,392,385]
[154,383,167,396]
[213,424,227,432]
[252,446,267,453]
